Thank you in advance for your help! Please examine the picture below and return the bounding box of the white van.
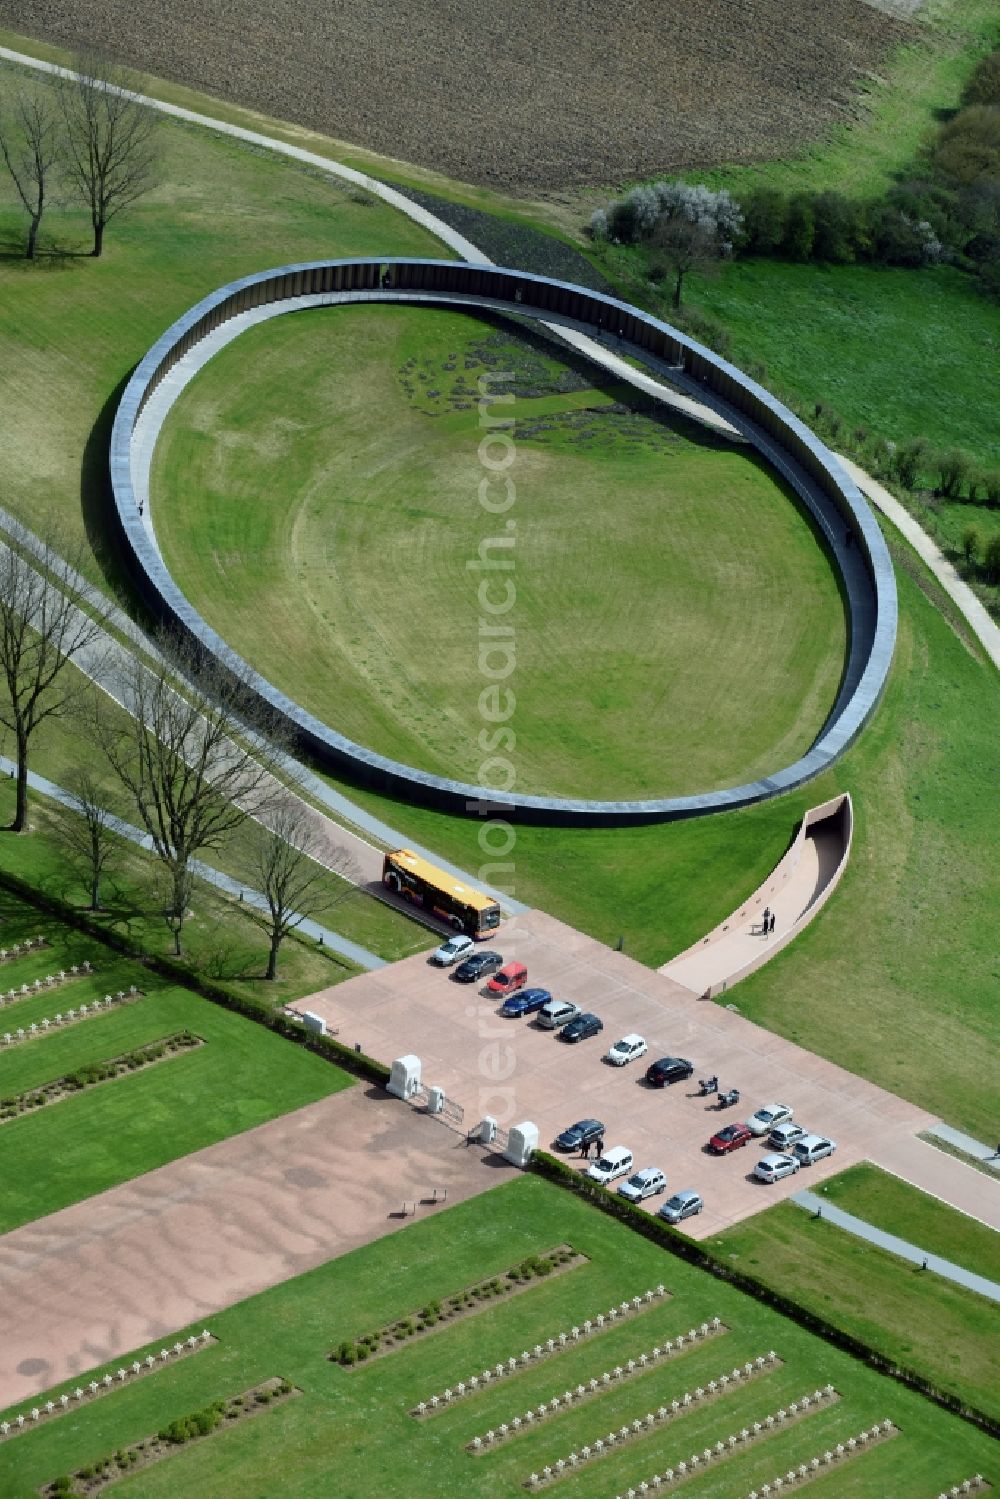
[586,1146,634,1186]
[791,1134,837,1166]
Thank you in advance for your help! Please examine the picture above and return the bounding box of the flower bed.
[40,1377,297,1496]
[333,1245,586,1367]
[0,1030,202,1123]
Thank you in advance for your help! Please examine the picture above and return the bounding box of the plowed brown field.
[1,0,910,191]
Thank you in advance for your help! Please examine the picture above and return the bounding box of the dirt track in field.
[1,0,911,192]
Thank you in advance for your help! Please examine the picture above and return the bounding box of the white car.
[753,1152,801,1183]
[431,934,474,966]
[605,1033,648,1067]
[617,1167,666,1202]
[747,1102,794,1136]
[586,1146,634,1186]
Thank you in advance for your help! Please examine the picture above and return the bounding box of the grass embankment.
[0,888,350,1231]
[0,1178,993,1497]
[0,773,426,996]
[0,55,444,599]
[713,1175,1000,1423]
[814,1163,1000,1282]
[152,304,846,800]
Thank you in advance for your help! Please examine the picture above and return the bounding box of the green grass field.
[0,1178,993,1497]
[712,1182,1000,1424]
[812,1164,1000,1282]
[152,304,847,799]
[0,888,350,1230]
[0,57,443,597]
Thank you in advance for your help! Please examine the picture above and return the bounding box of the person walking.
[769,912,776,934]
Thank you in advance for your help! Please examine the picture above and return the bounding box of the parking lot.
[294,908,938,1240]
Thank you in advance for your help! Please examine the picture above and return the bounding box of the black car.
[645,1056,694,1087]
[559,1012,604,1043]
[553,1118,605,1152]
[452,951,503,983]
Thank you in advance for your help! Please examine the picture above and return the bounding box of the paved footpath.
[792,1190,1000,1303]
[927,1123,1000,1173]
[839,456,1000,671]
[0,1087,511,1409]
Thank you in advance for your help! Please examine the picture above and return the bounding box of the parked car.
[431,933,474,966]
[753,1152,801,1183]
[499,987,552,1018]
[768,1121,807,1151]
[553,1118,605,1153]
[560,1012,603,1043]
[452,950,503,983]
[605,1034,648,1067]
[746,1102,794,1136]
[645,1056,694,1087]
[537,998,582,1030]
[586,1146,633,1186]
[658,1190,704,1224]
[617,1167,667,1202]
[707,1122,753,1155]
[486,960,528,996]
[791,1134,837,1166]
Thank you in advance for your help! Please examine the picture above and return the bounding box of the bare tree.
[0,83,62,259]
[650,216,723,310]
[244,797,360,980]
[96,631,285,955]
[55,768,123,910]
[0,532,109,834]
[58,55,158,257]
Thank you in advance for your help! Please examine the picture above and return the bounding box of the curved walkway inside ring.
[112,262,897,826]
[661,794,852,997]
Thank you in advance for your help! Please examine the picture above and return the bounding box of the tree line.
[0,528,357,979]
[0,56,158,258]
[589,45,1000,302]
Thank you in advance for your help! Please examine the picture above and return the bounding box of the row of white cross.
[468,1323,735,1451]
[1,990,138,1047]
[528,1357,806,1487]
[411,1284,670,1415]
[1,962,92,1004]
[0,1332,214,1440]
[738,1421,898,1498]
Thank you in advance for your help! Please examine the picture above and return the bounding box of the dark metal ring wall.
[110,258,897,826]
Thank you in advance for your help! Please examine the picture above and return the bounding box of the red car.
[486,961,528,996]
[708,1122,753,1155]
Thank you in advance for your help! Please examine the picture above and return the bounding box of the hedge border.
[529,1152,1000,1440]
[0,869,390,1090]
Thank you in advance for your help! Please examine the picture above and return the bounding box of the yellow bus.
[381,849,502,938]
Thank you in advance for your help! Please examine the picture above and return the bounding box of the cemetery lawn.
[152,303,847,800]
[0,1176,994,1497]
[0,894,350,1232]
[711,1194,1000,1425]
[814,1163,1000,1284]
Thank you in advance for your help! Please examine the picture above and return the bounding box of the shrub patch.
[0,1031,202,1123]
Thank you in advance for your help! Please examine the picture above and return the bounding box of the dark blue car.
[500,987,552,1018]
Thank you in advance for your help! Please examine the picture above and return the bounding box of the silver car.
[768,1121,807,1151]
[658,1189,703,1224]
[754,1152,801,1183]
[617,1167,667,1202]
[430,934,473,966]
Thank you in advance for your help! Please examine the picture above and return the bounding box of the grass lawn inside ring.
[110,259,897,826]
